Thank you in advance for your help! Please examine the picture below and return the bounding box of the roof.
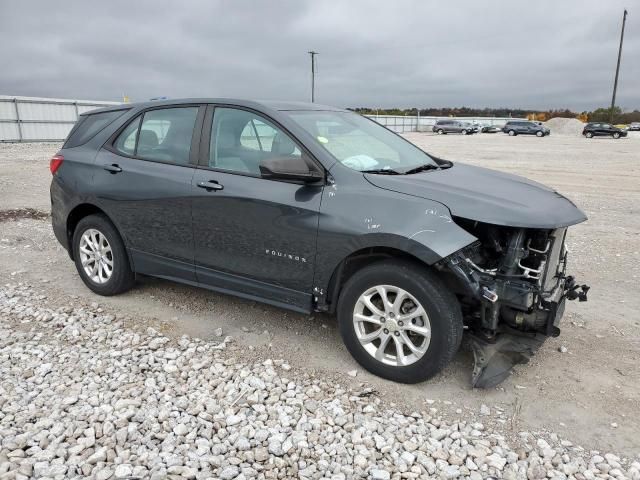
[82,98,348,115]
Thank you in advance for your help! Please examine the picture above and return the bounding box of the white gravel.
[2,283,639,479]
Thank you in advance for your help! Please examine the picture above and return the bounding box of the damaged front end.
[437,219,589,388]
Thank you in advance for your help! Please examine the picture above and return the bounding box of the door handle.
[103,164,122,174]
[197,180,224,191]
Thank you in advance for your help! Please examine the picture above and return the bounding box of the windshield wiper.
[402,164,441,175]
[361,168,401,175]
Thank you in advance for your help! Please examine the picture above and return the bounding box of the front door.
[93,105,203,281]
[191,106,323,312]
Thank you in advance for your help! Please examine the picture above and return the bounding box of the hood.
[365,163,587,229]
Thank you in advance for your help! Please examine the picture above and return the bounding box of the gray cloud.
[0,0,637,110]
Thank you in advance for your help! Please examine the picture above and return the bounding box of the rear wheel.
[613,132,621,139]
[586,131,594,138]
[337,260,463,384]
[508,130,516,136]
[72,214,134,296]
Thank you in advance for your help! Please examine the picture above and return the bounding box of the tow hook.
[564,276,590,302]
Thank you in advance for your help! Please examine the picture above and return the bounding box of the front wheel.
[613,132,621,139]
[536,131,544,137]
[337,261,463,384]
[461,129,468,135]
[437,129,444,135]
[72,214,135,296]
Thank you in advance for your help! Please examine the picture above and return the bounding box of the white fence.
[0,96,121,142]
[366,115,527,133]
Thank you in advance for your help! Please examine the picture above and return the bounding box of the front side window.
[287,111,438,173]
[210,108,302,175]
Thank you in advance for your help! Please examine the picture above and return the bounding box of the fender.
[312,168,478,306]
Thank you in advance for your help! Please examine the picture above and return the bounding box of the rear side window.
[137,107,198,164]
[114,116,141,155]
[113,107,199,165]
[64,110,127,148]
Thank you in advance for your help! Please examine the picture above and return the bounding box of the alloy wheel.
[79,228,113,284]
[353,285,431,367]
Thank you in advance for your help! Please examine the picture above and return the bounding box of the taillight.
[50,154,64,175]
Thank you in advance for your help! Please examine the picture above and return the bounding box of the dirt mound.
[545,117,585,136]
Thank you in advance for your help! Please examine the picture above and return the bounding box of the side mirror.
[259,156,324,183]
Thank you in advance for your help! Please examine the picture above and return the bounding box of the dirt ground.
[1,133,639,456]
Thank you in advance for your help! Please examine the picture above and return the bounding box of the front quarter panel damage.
[313,172,478,303]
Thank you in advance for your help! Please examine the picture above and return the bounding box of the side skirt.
[130,249,313,314]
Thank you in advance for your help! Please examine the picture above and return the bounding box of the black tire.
[586,132,593,138]
[437,129,444,135]
[536,130,544,137]
[461,129,468,135]
[72,214,134,296]
[337,260,463,384]
[613,132,620,139]
[508,130,516,136]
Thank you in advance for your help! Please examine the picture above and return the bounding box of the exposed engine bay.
[438,218,590,388]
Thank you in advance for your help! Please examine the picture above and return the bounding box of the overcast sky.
[1,0,637,110]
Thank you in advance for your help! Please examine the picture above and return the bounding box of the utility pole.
[308,51,318,103]
[610,9,628,123]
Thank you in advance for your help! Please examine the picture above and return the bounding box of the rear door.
[191,106,324,312]
[93,105,204,281]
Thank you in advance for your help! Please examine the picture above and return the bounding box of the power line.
[308,51,318,103]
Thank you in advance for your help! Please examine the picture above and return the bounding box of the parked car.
[502,120,550,137]
[480,124,501,133]
[582,122,627,139]
[50,98,589,387]
[432,120,477,135]
[629,122,640,131]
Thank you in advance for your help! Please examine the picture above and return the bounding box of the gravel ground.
[0,134,639,479]
[2,284,639,480]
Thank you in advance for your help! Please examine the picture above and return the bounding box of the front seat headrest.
[271,132,296,156]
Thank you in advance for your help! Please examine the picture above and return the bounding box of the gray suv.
[502,120,550,137]
[50,98,588,387]
[432,120,477,135]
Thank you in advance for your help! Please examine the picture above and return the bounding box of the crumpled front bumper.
[469,276,589,388]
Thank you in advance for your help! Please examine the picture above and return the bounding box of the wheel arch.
[66,203,125,261]
[322,244,441,314]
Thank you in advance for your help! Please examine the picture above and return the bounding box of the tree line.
[350,106,640,124]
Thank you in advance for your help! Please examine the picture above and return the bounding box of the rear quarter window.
[63,109,128,148]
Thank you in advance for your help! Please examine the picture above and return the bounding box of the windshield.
[286,111,438,173]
